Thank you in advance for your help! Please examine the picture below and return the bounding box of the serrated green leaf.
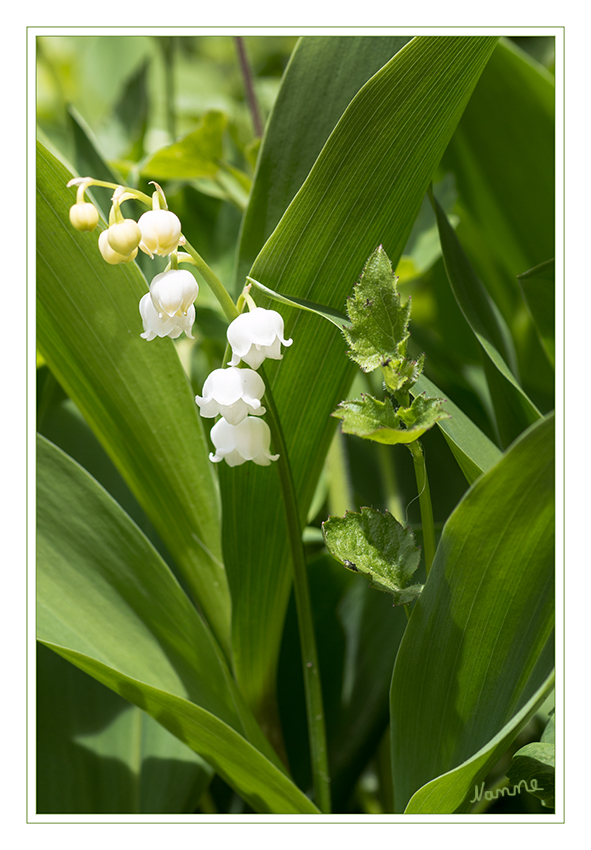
[141,111,227,180]
[344,246,410,372]
[411,374,502,484]
[322,507,422,604]
[333,393,449,445]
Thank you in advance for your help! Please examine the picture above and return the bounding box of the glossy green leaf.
[333,393,449,446]
[432,191,542,447]
[140,111,227,180]
[36,141,230,655]
[390,413,555,813]
[518,260,555,367]
[411,374,502,484]
[221,36,499,712]
[37,643,213,814]
[37,434,318,815]
[322,507,422,604]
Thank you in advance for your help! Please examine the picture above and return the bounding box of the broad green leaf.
[432,191,542,447]
[391,413,555,813]
[37,644,213,814]
[36,141,231,655]
[234,35,412,290]
[440,39,554,403]
[37,435,318,815]
[518,260,555,366]
[140,111,227,180]
[333,393,449,446]
[322,507,422,605]
[411,374,502,484]
[221,36,499,713]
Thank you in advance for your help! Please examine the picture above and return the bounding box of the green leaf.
[333,393,449,445]
[234,35,412,289]
[140,111,227,180]
[37,434,318,815]
[440,39,554,404]
[506,740,555,809]
[431,190,542,447]
[36,140,231,656]
[247,276,351,330]
[322,507,422,605]
[518,260,555,366]
[343,246,411,374]
[411,374,502,484]
[221,36,499,712]
[391,413,555,813]
[37,644,213,814]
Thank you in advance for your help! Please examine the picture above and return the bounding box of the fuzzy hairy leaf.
[322,507,422,605]
[333,393,449,445]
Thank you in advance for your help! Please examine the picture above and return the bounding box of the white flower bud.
[196,367,266,426]
[139,293,195,341]
[69,202,99,232]
[107,219,142,256]
[227,307,293,370]
[209,416,279,467]
[98,229,138,264]
[138,209,182,257]
[149,269,199,318]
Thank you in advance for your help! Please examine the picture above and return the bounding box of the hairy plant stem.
[259,364,331,813]
[408,440,436,577]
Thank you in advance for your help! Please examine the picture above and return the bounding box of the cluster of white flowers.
[68,180,198,342]
[67,177,292,469]
[196,307,292,467]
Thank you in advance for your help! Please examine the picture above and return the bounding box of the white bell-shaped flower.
[138,209,182,257]
[195,367,266,426]
[227,307,293,369]
[209,416,279,467]
[139,292,195,341]
[149,269,199,318]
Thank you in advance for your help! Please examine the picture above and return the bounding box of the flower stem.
[408,440,436,577]
[259,366,331,813]
[182,239,239,323]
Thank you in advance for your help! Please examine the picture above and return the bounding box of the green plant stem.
[259,365,331,813]
[408,440,436,577]
[182,240,239,323]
